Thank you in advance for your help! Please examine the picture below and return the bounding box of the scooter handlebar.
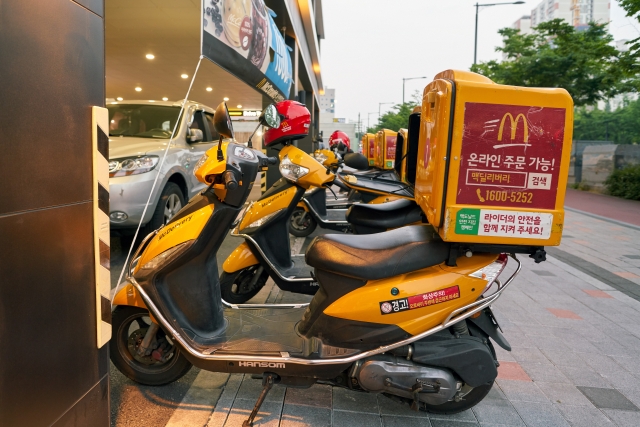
[223,170,238,190]
[267,156,278,165]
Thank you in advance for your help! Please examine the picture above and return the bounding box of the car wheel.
[142,182,185,236]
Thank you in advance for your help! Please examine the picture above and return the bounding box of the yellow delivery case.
[415,70,573,247]
[395,128,409,182]
[361,133,376,166]
[375,129,397,170]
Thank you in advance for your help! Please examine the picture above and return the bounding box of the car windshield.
[108,105,181,138]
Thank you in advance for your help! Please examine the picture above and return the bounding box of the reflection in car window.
[108,105,181,138]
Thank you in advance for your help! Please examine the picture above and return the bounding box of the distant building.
[317,88,360,152]
[512,15,532,34]
[523,0,609,31]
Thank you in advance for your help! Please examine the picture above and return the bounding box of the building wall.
[530,0,609,28]
[319,88,336,114]
[0,1,109,426]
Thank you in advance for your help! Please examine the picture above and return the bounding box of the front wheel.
[289,208,317,237]
[220,266,269,304]
[110,306,192,386]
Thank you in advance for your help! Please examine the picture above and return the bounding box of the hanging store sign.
[201,0,292,102]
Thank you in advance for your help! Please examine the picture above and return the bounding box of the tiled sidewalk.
[167,210,640,426]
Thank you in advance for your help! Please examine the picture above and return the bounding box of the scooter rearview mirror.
[213,102,234,139]
[259,104,280,129]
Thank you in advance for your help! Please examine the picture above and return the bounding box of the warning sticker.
[456,208,553,239]
[379,286,460,315]
[457,103,566,210]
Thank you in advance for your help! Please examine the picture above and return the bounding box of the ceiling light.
[223,97,229,101]
[145,53,155,60]
[149,100,155,102]
[135,87,142,92]
[181,74,188,79]
[162,97,168,101]
[313,64,321,72]
[206,87,213,92]
[116,97,123,101]
[237,104,242,108]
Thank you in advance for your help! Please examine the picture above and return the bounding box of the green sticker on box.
[456,208,480,235]
[386,161,393,168]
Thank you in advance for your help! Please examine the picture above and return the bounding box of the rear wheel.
[384,381,494,415]
[220,266,269,304]
[289,208,317,237]
[110,306,192,386]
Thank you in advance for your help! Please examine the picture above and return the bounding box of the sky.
[320,0,640,126]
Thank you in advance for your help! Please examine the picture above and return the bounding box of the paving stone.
[536,382,593,406]
[532,270,556,276]
[332,387,379,414]
[624,255,640,260]
[483,384,508,402]
[428,409,477,422]
[519,362,571,383]
[618,388,640,408]
[511,401,570,427]
[539,349,585,367]
[429,420,478,427]
[223,399,282,427]
[510,347,549,363]
[601,409,640,427]
[471,399,524,426]
[556,365,610,388]
[497,362,532,382]
[598,370,640,391]
[284,384,332,409]
[377,394,429,418]
[332,410,382,427]
[555,404,614,426]
[496,380,549,403]
[382,415,434,426]
[577,387,640,411]
[279,404,331,427]
[583,289,613,298]
[547,308,583,320]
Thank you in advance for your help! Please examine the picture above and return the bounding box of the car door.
[186,110,216,196]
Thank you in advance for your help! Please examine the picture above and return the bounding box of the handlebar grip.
[223,170,238,190]
[267,156,278,165]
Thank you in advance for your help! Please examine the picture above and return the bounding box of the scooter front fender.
[223,241,260,273]
[112,282,148,310]
[296,201,310,212]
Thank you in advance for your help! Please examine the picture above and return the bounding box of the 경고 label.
[379,285,460,315]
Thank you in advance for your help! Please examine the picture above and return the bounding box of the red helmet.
[328,131,351,151]
[263,100,311,146]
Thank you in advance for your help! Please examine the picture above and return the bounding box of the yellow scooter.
[110,101,518,425]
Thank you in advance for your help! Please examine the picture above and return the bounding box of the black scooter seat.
[347,198,423,234]
[305,225,450,281]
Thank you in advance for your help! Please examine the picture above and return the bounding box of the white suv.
[108,100,217,237]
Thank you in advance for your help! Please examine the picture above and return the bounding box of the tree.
[470,19,626,106]
[618,0,640,89]
[573,97,640,144]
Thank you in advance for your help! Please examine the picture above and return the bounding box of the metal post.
[474,3,479,65]
[402,78,405,104]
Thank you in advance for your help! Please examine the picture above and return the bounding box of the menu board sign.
[456,103,566,210]
[202,0,292,102]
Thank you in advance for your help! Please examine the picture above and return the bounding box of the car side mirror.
[188,128,203,143]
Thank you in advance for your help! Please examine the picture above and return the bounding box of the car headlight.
[138,241,192,271]
[193,153,208,176]
[279,155,309,182]
[240,209,284,233]
[109,155,159,177]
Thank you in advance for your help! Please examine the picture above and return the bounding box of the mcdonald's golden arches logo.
[494,113,530,149]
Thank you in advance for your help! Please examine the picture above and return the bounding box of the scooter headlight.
[279,155,309,182]
[470,254,508,294]
[138,240,192,272]
[313,152,328,164]
[240,208,285,233]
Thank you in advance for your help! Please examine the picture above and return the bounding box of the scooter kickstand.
[243,374,276,427]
